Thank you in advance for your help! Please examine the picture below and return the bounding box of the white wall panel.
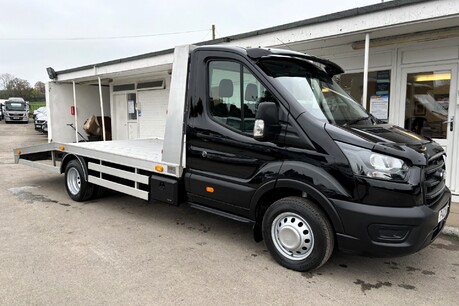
[138,77,170,139]
[402,46,459,65]
[48,83,110,143]
[329,51,393,71]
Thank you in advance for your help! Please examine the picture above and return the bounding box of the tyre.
[262,196,334,272]
[64,159,95,202]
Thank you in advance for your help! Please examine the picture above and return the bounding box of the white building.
[46,0,459,197]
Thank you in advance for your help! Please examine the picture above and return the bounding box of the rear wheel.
[262,196,334,272]
[65,159,95,202]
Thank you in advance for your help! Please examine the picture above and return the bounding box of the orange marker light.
[155,165,164,172]
[16,150,21,155]
[206,187,214,193]
[59,146,65,151]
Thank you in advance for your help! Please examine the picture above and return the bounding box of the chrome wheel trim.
[67,167,81,195]
[271,212,314,261]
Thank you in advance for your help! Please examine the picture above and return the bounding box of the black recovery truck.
[14,45,451,271]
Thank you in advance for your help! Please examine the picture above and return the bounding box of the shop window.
[404,71,450,139]
[113,84,135,92]
[335,70,390,121]
[137,80,165,90]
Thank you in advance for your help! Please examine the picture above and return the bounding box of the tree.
[31,81,46,101]
[0,73,45,101]
[5,77,32,99]
[0,73,14,90]
[34,81,45,94]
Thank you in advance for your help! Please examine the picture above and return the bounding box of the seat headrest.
[219,79,233,98]
[245,83,258,101]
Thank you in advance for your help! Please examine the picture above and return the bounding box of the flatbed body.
[15,138,181,176]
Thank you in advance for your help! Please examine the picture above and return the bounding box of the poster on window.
[128,100,135,114]
[369,95,389,120]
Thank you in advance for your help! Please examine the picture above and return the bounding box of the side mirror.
[254,102,280,141]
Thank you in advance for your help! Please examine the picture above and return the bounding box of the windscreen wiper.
[343,116,371,126]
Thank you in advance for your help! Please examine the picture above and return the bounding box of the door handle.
[443,116,454,132]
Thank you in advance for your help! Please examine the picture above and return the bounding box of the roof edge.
[198,0,432,46]
[55,0,432,76]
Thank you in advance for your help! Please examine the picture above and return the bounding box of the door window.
[404,71,450,139]
[208,61,272,134]
[127,93,137,121]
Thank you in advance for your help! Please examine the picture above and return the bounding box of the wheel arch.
[251,179,344,242]
[60,154,88,180]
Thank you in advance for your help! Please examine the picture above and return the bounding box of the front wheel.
[64,159,95,202]
[262,197,334,272]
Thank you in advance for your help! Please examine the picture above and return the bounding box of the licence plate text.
[438,204,449,223]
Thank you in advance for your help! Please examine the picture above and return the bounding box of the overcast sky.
[0,0,386,85]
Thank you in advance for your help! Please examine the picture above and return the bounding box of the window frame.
[206,58,271,136]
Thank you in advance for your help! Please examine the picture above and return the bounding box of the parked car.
[33,106,47,119]
[41,120,48,134]
[34,108,48,131]
[0,104,3,120]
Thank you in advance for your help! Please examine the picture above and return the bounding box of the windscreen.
[5,101,26,111]
[258,57,373,126]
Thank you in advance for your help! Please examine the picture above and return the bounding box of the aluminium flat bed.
[14,138,183,201]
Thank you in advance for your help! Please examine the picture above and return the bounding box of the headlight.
[337,142,408,181]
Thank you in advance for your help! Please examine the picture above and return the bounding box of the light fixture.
[415,73,451,82]
[46,67,57,80]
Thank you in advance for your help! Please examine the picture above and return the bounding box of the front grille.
[9,114,24,119]
[423,153,446,206]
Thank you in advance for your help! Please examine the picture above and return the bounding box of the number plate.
[438,203,449,223]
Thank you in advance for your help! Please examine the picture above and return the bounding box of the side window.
[209,60,273,134]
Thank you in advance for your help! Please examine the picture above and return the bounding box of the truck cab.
[4,97,29,123]
[183,46,450,271]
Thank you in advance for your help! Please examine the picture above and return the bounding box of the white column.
[98,77,106,141]
[362,33,370,109]
[72,81,78,143]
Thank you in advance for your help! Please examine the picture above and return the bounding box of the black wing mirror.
[254,102,280,141]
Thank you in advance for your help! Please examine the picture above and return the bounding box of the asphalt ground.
[1,119,458,305]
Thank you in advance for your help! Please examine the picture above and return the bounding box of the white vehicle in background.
[4,97,29,123]
[0,99,6,120]
[34,107,48,131]
[33,106,47,119]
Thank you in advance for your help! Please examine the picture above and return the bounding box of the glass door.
[126,93,138,139]
[400,64,458,189]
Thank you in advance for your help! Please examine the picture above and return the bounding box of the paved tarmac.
[445,203,459,236]
[1,119,458,305]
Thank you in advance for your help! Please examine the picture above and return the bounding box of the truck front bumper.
[332,188,451,256]
[6,116,28,122]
